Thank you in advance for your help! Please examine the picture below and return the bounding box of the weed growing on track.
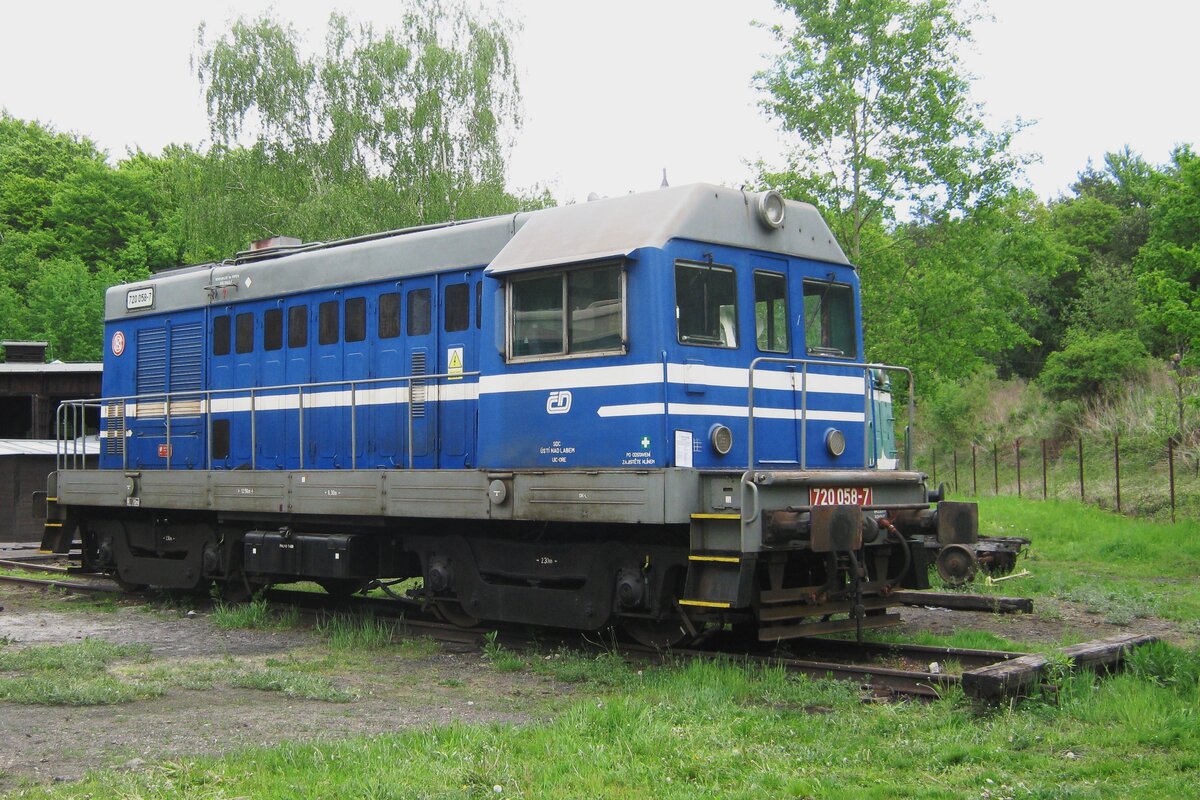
[315,611,395,650]
[210,595,300,631]
[482,631,525,672]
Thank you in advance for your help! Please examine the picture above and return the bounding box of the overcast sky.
[1,0,1196,205]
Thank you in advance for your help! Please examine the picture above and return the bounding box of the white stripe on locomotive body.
[597,403,865,422]
[120,362,870,419]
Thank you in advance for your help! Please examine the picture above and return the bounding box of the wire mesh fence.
[915,434,1198,523]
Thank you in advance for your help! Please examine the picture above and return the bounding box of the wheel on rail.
[111,570,148,593]
[621,615,694,649]
[434,599,480,628]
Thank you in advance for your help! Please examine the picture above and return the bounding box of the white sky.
[1,0,1196,206]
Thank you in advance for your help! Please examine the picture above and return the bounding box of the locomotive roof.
[106,184,849,319]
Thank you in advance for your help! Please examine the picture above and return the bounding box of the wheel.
[434,598,480,628]
[318,579,367,598]
[111,572,148,593]
[935,543,978,587]
[622,615,694,649]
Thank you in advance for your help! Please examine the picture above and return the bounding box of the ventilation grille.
[410,351,427,418]
[105,400,125,455]
[169,323,203,392]
[136,328,167,395]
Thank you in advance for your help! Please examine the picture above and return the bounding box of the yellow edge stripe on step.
[43,522,63,527]
[690,513,741,520]
[679,599,732,609]
[47,497,58,502]
[688,555,740,563]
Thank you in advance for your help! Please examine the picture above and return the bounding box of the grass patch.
[482,631,526,672]
[227,667,357,702]
[315,611,395,650]
[210,596,301,631]
[975,496,1200,626]
[0,639,158,705]
[531,648,637,686]
[15,644,1200,798]
[863,627,1034,653]
[125,654,357,702]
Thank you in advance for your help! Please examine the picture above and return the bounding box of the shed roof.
[0,438,99,457]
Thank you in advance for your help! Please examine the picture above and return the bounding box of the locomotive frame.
[44,184,978,644]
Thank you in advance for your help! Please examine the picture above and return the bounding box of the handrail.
[55,370,481,472]
[745,357,914,473]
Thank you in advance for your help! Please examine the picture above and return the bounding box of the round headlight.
[756,190,786,230]
[709,424,733,456]
[824,428,846,457]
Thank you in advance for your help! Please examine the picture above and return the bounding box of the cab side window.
[508,263,624,360]
[754,272,788,353]
[675,261,737,348]
[803,281,855,357]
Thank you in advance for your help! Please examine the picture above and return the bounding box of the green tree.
[1037,332,1150,400]
[0,115,181,359]
[1136,147,1200,364]
[755,0,1024,260]
[189,3,537,257]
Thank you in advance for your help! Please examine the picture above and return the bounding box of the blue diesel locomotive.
[45,184,978,644]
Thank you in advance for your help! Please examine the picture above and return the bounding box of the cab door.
[751,261,801,466]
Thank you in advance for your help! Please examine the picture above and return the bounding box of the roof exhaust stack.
[251,236,303,251]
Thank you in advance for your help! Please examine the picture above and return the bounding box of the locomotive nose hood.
[485,183,849,276]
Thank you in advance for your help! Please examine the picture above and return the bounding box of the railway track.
[0,561,1153,700]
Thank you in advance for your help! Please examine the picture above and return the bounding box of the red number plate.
[809,487,873,507]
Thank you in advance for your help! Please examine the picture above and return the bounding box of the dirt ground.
[0,588,557,791]
[0,580,1191,792]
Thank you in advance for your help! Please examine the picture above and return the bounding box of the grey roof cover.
[105,184,849,320]
[487,184,849,274]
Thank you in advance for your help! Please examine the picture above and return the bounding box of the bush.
[1038,332,1150,400]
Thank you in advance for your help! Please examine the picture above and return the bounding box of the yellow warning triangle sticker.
[449,350,462,369]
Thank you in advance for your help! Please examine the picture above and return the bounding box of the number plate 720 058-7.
[808,487,873,507]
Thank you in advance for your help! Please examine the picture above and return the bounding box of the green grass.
[121,652,357,703]
[13,650,1200,799]
[315,611,397,650]
[210,596,301,630]
[974,496,1200,627]
[0,639,158,705]
[8,497,1200,796]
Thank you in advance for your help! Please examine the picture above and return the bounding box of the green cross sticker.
[641,436,650,448]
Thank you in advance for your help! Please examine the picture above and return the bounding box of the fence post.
[972,444,978,495]
[952,449,959,494]
[932,448,938,486]
[1041,439,1048,500]
[993,442,999,495]
[1169,437,1177,524]
[1078,435,1085,502]
[1015,439,1022,498]
[1114,433,1121,514]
